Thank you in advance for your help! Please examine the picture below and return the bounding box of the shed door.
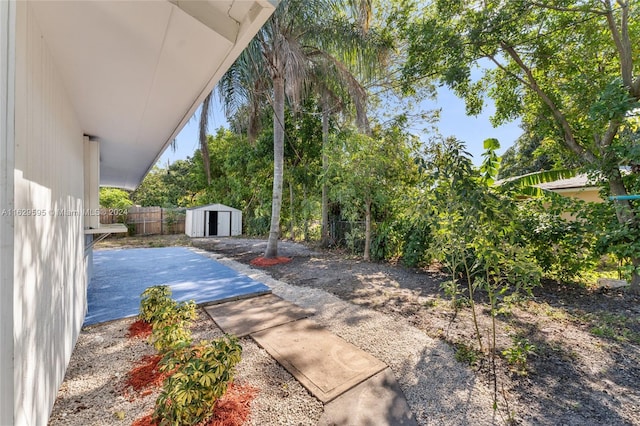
[207,211,218,236]
[217,211,231,236]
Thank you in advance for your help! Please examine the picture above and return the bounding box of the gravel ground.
[194,237,640,426]
[50,250,497,425]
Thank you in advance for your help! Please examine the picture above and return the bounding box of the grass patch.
[454,343,481,367]
[584,312,640,344]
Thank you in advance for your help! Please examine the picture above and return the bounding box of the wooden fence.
[100,206,186,236]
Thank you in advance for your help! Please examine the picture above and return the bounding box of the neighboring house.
[536,174,603,203]
[0,1,277,424]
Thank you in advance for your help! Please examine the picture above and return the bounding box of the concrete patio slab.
[204,294,313,337]
[84,247,270,326]
[318,368,418,426]
[250,319,387,403]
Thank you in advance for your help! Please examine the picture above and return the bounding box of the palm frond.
[500,169,577,189]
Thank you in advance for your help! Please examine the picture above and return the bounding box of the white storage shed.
[186,203,242,237]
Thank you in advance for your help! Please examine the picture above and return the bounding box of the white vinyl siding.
[12,2,88,424]
[0,1,16,425]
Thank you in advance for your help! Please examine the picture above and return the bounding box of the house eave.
[29,0,277,190]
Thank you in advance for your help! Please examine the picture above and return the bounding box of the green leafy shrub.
[502,337,537,376]
[150,300,197,353]
[345,227,365,255]
[517,199,599,283]
[370,221,399,262]
[139,285,197,353]
[401,219,431,267]
[140,285,173,323]
[455,343,480,366]
[154,336,243,426]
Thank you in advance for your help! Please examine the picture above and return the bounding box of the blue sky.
[158,90,523,167]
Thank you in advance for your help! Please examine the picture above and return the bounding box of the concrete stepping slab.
[250,319,387,403]
[318,368,418,426]
[204,294,313,337]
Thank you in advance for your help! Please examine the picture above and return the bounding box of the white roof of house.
[536,174,597,190]
[30,0,277,190]
[188,203,241,212]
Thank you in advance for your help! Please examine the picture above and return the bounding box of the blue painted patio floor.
[84,247,270,326]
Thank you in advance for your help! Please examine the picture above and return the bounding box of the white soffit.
[29,0,276,190]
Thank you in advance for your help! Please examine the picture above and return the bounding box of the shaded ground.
[186,236,640,425]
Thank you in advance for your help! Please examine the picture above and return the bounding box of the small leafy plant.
[154,336,243,426]
[150,300,196,353]
[455,343,480,367]
[140,285,173,323]
[139,285,197,353]
[502,337,537,376]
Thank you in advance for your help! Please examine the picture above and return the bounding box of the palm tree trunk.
[364,199,371,261]
[321,93,330,247]
[264,74,285,258]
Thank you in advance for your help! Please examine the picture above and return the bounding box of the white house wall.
[0,1,16,424]
[12,2,87,424]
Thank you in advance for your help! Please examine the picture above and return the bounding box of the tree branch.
[527,1,607,15]
[499,42,597,163]
[599,117,622,149]
[604,0,635,93]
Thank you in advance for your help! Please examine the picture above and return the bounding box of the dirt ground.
[184,236,640,426]
[96,235,640,425]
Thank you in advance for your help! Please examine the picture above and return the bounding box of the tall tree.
[211,0,386,258]
[329,126,416,260]
[402,0,640,293]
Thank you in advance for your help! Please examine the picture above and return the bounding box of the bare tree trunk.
[289,179,295,241]
[608,169,640,294]
[364,199,371,261]
[264,74,285,258]
[321,93,330,247]
[630,259,640,295]
[303,183,309,241]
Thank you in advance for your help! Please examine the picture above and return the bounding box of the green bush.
[150,300,197,353]
[139,285,197,353]
[401,219,431,267]
[502,336,537,376]
[455,343,480,366]
[140,285,173,323]
[154,336,243,426]
[370,221,400,262]
[345,227,365,255]
[517,199,599,283]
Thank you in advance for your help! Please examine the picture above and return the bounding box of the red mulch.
[131,383,258,426]
[127,319,152,339]
[250,256,292,267]
[131,414,154,426]
[206,383,258,426]
[122,354,169,399]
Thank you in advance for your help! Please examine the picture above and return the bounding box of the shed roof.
[188,203,242,212]
[30,0,277,190]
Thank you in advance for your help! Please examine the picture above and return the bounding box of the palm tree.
[202,0,387,258]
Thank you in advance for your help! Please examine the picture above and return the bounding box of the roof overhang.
[29,0,277,190]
